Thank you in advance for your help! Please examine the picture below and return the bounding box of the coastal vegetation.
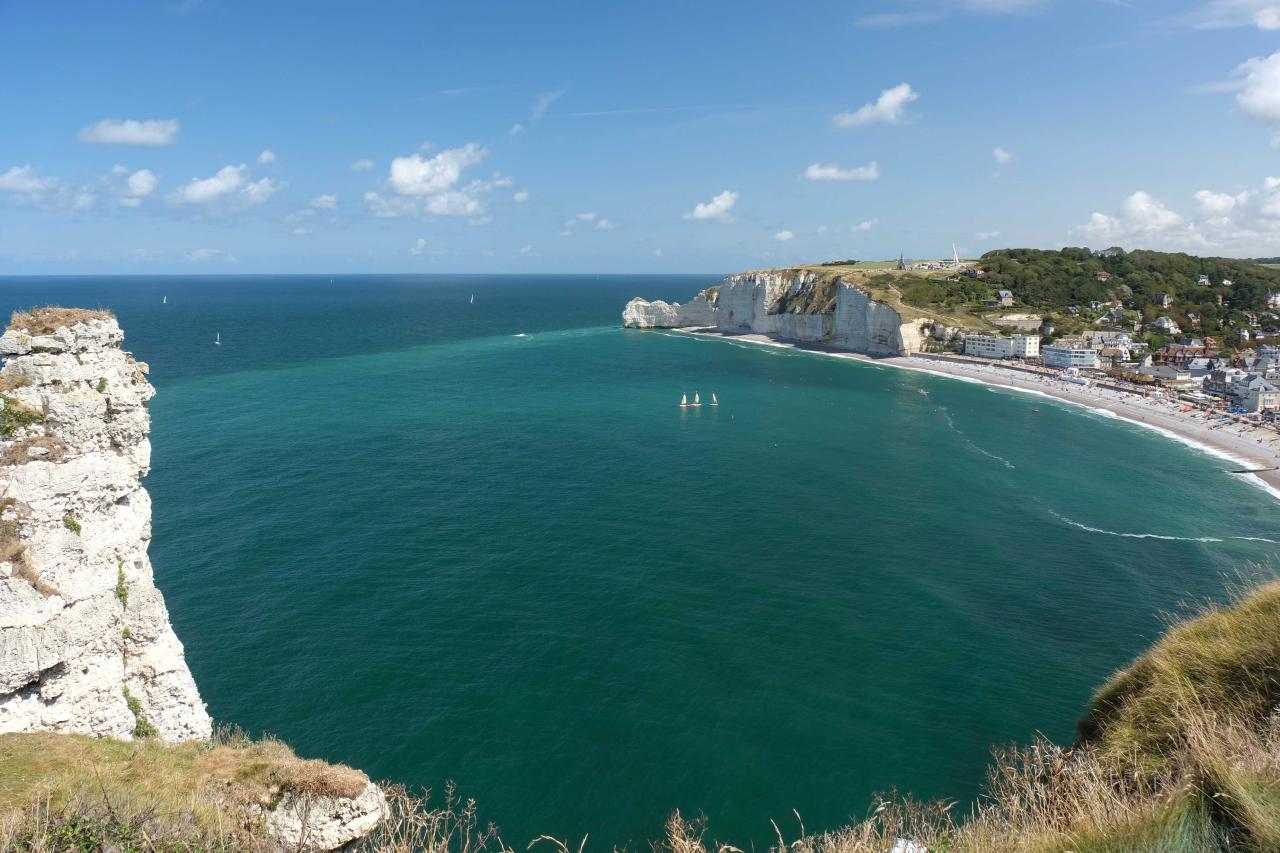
[5,580,1280,851]
[6,307,113,335]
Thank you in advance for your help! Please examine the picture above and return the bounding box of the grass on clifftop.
[0,727,369,851]
[6,306,113,335]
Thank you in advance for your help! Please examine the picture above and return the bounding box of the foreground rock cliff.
[622,267,928,356]
[0,308,386,851]
[0,308,210,741]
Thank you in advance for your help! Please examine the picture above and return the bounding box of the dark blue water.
[1,275,1275,848]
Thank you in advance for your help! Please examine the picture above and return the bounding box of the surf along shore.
[671,327,1280,500]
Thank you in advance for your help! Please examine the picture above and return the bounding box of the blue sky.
[3,0,1280,273]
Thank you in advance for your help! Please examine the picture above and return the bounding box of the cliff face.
[0,311,211,742]
[623,269,925,356]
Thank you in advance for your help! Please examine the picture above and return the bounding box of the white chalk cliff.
[0,311,388,850]
[0,314,211,741]
[623,269,926,356]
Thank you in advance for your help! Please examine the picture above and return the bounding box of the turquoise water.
[2,275,1277,848]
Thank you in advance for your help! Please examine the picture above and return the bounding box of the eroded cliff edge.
[0,309,211,741]
[622,267,929,356]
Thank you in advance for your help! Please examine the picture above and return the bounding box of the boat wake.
[937,406,1016,470]
[1049,509,1278,544]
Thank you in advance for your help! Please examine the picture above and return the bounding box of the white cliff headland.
[0,308,386,851]
[0,308,210,741]
[623,267,953,356]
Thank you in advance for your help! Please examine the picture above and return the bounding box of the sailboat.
[680,393,701,409]
[710,393,719,406]
[470,294,475,304]
[214,332,221,346]
[692,392,702,407]
[162,296,167,304]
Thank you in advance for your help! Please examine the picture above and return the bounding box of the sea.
[1,274,1277,848]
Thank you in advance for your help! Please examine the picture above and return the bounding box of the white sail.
[470,294,475,303]
[711,393,718,405]
[680,393,688,407]
[694,392,701,404]
[162,296,167,304]
[214,332,220,345]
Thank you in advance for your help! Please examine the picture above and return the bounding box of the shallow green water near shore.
[3,275,1277,848]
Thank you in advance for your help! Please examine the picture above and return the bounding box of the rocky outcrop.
[622,269,926,356]
[265,782,389,851]
[0,311,211,742]
[622,288,719,328]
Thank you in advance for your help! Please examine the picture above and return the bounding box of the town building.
[1151,316,1181,335]
[1043,344,1100,370]
[964,333,1040,360]
[1154,292,1173,308]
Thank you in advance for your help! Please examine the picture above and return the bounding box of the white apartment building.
[964,334,1040,360]
[1043,345,1100,369]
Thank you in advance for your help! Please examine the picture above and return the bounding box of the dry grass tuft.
[7,306,113,335]
[0,373,29,393]
[0,431,68,467]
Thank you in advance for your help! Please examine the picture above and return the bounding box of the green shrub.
[0,396,42,437]
[61,516,80,535]
[95,377,106,393]
[114,564,128,607]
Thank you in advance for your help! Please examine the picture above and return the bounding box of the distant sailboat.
[710,393,719,406]
[680,393,701,409]
[162,296,167,304]
[693,392,702,407]
[470,294,475,304]
[214,332,221,346]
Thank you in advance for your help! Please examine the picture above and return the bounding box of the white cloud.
[596,218,616,230]
[683,190,738,221]
[804,161,880,181]
[184,248,235,263]
[311,193,337,209]
[173,165,245,203]
[241,177,282,204]
[78,118,179,146]
[172,164,281,206]
[125,169,159,198]
[389,144,488,195]
[258,149,277,164]
[1186,0,1280,29]
[993,146,1015,165]
[423,190,483,216]
[575,211,597,222]
[409,238,428,256]
[513,190,529,203]
[1234,52,1280,122]
[852,218,879,232]
[531,90,565,121]
[519,244,533,255]
[509,123,526,136]
[292,226,308,236]
[976,230,1002,240]
[0,165,56,195]
[469,215,492,226]
[1194,188,1247,214]
[363,192,416,218]
[774,230,794,241]
[352,159,374,172]
[654,248,664,257]
[833,83,918,127]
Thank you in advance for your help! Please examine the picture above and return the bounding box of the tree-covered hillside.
[979,248,1280,324]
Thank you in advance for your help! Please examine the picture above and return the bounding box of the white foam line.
[663,329,1280,505]
[1049,510,1278,545]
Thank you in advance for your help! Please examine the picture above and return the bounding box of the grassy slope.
[788,264,996,330]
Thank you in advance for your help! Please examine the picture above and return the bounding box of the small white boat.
[214,332,221,346]
[710,393,719,406]
[679,393,700,409]
[917,389,928,397]
[693,392,702,407]
[470,294,475,304]
[162,296,167,304]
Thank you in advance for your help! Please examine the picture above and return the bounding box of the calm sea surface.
[1,275,1277,847]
